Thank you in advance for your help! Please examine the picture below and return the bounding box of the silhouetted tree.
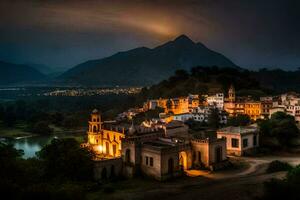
[37,138,95,181]
[227,114,251,126]
[208,108,220,128]
[3,105,16,127]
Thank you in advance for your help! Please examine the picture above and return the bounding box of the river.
[3,133,85,158]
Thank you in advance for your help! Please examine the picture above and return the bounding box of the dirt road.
[92,154,300,200]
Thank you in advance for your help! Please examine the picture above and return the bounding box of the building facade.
[224,85,261,121]
[206,93,224,110]
[217,126,259,156]
[86,109,228,181]
[86,109,125,158]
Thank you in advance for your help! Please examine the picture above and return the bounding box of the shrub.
[266,160,293,173]
[103,186,115,194]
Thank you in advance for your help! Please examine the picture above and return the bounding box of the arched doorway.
[125,149,131,163]
[106,142,110,155]
[93,125,97,132]
[101,167,107,179]
[110,165,115,178]
[179,151,188,170]
[215,147,222,163]
[168,158,174,175]
[112,144,117,156]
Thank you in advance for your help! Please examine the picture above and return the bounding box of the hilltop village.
[83,85,300,181]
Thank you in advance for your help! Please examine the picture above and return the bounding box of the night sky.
[1,0,300,70]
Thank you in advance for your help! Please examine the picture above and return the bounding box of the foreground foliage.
[0,138,96,200]
[258,112,300,148]
[263,165,300,200]
[266,160,293,173]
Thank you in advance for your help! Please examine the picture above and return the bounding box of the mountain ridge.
[0,61,47,86]
[59,35,238,86]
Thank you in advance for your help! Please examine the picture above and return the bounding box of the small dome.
[92,109,99,114]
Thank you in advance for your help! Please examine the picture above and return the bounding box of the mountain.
[59,35,238,86]
[0,61,47,85]
[25,63,65,78]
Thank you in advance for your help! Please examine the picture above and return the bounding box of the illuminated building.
[88,109,228,181]
[206,93,224,110]
[86,109,125,158]
[145,97,190,114]
[244,102,261,121]
[224,85,261,121]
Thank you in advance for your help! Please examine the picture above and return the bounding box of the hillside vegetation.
[139,66,264,99]
[138,66,300,100]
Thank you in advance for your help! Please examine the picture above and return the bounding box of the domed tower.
[88,109,102,134]
[228,84,236,102]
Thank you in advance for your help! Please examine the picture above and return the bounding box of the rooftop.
[217,126,257,135]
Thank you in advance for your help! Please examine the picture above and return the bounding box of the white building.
[191,106,227,124]
[173,113,193,122]
[267,93,300,124]
[217,126,259,156]
[207,93,224,110]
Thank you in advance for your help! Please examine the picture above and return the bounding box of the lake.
[3,134,85,158]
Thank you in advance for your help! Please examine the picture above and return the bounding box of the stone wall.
[94,158,122,181]
[208,140,227,165]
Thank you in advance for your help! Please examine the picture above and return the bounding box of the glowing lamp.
[96,145,103,153]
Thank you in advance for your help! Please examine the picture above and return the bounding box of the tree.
[263,165,300,200]
[227,114,251,126]
[3,105,16,127]
[63,116,80,128]
[258,112,300,147]
[0,103,4,120]
[50,112,64,126]
[30,121,53,135]
[208,108,220,128]
[15,100,28,120]
[37,138,95,181]
[0,142,24,199]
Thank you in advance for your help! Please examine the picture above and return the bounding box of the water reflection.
[5,134,84,159]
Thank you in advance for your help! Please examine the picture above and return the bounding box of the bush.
[267,160,293,173]
[103,186,115,194]
[30,121,54,135]
[263,165,300,199]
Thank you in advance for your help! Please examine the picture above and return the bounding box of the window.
[231,138,239,148]
[145,156,154,167]
[253,135,257,146]
[198,151,201,163]
[146,156,149,165]
[243,139,248,148]
[150,157,153,166]
[125,149,130,163]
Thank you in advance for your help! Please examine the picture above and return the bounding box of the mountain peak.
[173,34,194,44]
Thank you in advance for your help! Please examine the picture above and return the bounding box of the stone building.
[224,85,261,121]
[122,130,227,180]
[86,109,125,158]
[217,126,259,156]
[86,109,228,181]
[206,93,224,110]
[144,96,197,115]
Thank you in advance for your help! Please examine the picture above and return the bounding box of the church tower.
[228,84,236,102]
[88,109,102,133]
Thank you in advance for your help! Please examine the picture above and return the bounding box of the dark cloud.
[0,0,300,70]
